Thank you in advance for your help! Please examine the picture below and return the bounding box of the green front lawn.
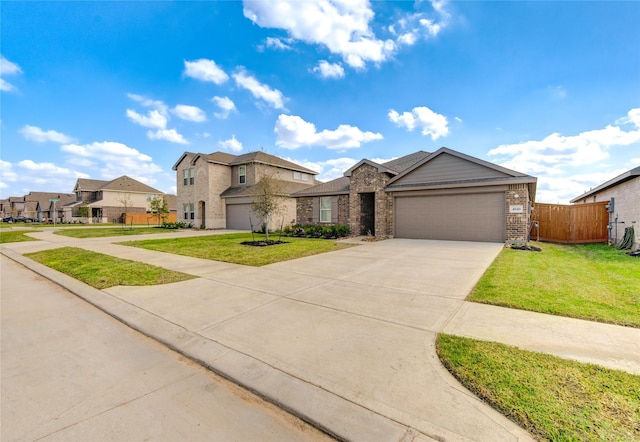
[25,247,195,289]
[54,226,181,238]
[0,230,41,243]
[437,334,640,441]
[120,233,355,266]
[469,243,640,327]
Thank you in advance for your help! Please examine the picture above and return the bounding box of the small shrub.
[160,221,189,229]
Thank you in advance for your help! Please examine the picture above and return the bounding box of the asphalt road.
[0,255,332,442]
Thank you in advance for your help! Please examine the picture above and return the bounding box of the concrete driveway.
[98,238,531,441]
[3,233,534,440]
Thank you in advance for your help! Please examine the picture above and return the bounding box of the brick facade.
[505,184,530,245]
[348,164,394,236]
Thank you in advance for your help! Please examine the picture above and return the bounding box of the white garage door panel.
[395,193,505,242]
[226,204,254,230]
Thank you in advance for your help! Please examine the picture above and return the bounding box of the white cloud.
[284,156,358,181]
[126,109,167,129]
[172,104,206,122]
[233,69,286,109]
[60,141,163,181]
[0,159,88,196]
[212,96,237,119]
[0,55,22,92]
[126,93,188,144]
[275,114,383,150]
[313,61,345,79]
[20,125,75,144]
[148,129,189,144]
[0,160,17,184]
[127,93,168,113]
[487,108,640,203]
[244,0,450,70]
[243,0,396,69]
[388,106,449,140]
[265,37,294,50]
[219,135,243,152]
[183,58,229,84]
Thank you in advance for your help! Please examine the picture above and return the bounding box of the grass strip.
[437,334,640,441]
[25,247,195,289]
[120,233,356,266]
[0,230,41,243]
[469,243,640,327]
[54,226,179,238]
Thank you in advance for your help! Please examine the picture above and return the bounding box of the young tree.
[117,193,133,227]
[149,195,169,225]
[250,173,285,242]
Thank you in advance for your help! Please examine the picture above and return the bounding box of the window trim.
[239,165,246,184]
[320,196,332,223]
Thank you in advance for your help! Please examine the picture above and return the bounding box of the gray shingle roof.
[293,151,430,197]
[221,180,315,198]
[101,176,162,193]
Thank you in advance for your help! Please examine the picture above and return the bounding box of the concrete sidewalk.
[3,230,639,441]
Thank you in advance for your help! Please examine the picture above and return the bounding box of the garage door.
[395,193,505,242]
[226,204,256,230]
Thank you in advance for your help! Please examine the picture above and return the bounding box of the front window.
[320,197,331,223]
[183,169,189,186]
[189,168,194,185]
[183,203,195,220]
[239,165,246,184]
[294,171,309,181]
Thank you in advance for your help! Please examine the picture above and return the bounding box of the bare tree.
[250,172,285,242]
[117,193,133,227]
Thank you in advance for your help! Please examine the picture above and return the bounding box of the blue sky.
[1,0,639,203]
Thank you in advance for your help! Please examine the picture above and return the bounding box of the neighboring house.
[294,147,537,244]
[4,196,26,218]
[172,151,318,229]
[64,176,167,223]
[25,192,76,222]
[570,166,640,249]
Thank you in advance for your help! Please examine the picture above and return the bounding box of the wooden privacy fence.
[123,212,177,225]
[531,202,609,244]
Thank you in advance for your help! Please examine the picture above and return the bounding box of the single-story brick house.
[570,166,639,249]
[294,147,537,244]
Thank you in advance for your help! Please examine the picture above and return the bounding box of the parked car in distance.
[2,216,14,222]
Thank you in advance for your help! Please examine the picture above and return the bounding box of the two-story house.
[172,151,318,229]
[64,176,169,223]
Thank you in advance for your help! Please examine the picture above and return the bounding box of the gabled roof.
[101,176,162,194]
[26,192,75,208]
[293,151,430,197]
[73,176,162,194]
[74,178,109,192]
[570,166,640,203]
[381,150,431,173]
[173,150,318,175]
[385,147,537,199]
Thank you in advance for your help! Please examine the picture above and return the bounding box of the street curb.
[2,249,433,442]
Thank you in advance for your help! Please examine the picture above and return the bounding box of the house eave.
[570,167,640,203]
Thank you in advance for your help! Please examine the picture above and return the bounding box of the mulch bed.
[241,240,289,247]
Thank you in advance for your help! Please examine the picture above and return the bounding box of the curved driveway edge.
[3,233,536,441]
